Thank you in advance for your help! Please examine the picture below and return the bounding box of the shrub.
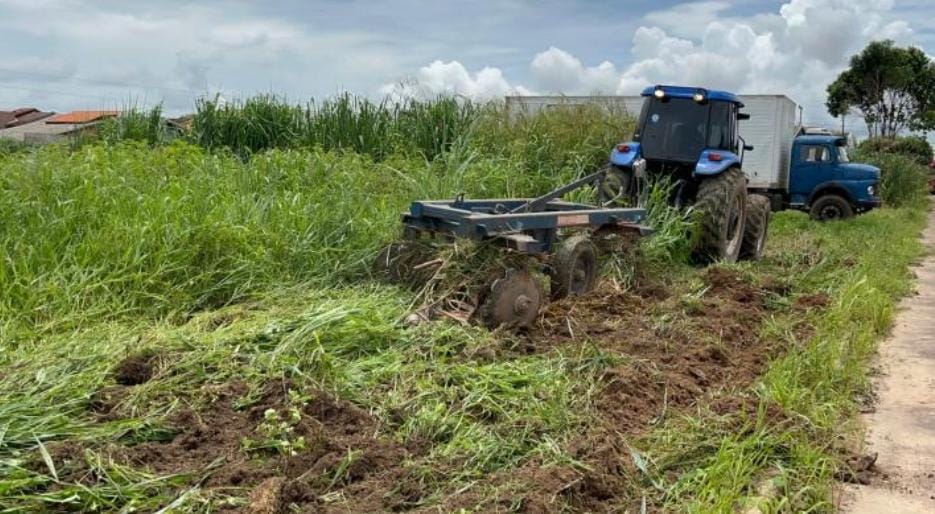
[855,151,929,207]
[857,136,933,166]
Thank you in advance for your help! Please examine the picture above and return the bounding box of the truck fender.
[807,181,856,206]
[610,142,641,167]
[694,149,741,176]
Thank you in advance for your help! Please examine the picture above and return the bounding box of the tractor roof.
[641,85,743,105]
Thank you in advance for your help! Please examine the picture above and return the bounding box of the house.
[0,110,118,143]
[0,108,54,129]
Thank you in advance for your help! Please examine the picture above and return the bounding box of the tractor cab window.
[707,101,733,151]
[801,145,831,163]
[635,97,710,163]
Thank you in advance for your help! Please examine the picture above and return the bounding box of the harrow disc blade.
[480,269,542,329]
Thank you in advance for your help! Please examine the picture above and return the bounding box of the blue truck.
[600,86,881,262]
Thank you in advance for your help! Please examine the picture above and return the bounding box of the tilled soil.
[438,267,814,512]
[47,266,821,513]
[46,381,427,513]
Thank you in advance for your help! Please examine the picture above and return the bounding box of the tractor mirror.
[737,112,751,120]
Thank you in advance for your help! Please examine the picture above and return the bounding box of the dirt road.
[841,203,935,512]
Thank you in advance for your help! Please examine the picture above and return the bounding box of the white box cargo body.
[736,95,799,190]
[505,94,800,191]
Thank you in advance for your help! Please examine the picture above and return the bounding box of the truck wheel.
[597,165,634,206]
[740,194,771,261]
[550,234,599,299]
[693,167,747,263]
[809,194,853,221]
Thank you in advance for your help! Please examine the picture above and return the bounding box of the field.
[0,98,930,513]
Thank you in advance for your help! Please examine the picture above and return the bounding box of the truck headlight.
[868,185,876,196]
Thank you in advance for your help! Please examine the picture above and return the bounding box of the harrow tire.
[550,234,599,299]
[693,167,747,263]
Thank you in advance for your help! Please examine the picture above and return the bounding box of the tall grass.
[98,106,167,146]
[190,94,477,161]
[0,140,615,337]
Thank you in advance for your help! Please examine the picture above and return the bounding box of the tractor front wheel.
[693,168,747,263]
[809,194,854,221]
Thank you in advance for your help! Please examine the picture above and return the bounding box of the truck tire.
[809,194,853,221]
[693,167,747,263]
[739,194,770,261]
[597,164,635,206]
[550,234,599,299]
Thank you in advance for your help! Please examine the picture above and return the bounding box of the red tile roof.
[46,110,119,125]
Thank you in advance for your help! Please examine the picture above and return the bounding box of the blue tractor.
[598,85,767,262]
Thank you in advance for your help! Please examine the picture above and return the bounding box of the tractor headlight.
[653,87,666,99]
[868,185,877,196]
[693,92,706,103]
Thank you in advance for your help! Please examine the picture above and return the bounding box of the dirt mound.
[113,350,161,385]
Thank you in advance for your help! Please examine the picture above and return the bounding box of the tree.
[826,40,935,137]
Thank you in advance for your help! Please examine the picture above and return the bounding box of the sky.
[1,0,933,134]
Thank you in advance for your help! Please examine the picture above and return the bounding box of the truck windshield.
[634,97,728,163]
[837,146,850,162]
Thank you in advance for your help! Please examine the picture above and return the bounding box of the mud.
[113,349,160,386]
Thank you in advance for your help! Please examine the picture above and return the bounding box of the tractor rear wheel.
[597,165,635,206]
[739,194,771,261]
[693,167,747,263]
[550,234,599,299]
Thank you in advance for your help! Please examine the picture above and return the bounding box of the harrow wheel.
[550,234,599,299]
[480,269,542,329]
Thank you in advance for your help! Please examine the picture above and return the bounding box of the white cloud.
[642,1,733,40]
[530,47,619,94]
[383,0,923,130]
[379,60,531,100]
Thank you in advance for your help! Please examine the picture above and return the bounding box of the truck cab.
[787,134,880,220]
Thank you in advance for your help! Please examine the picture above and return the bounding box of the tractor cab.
[635,86,745,165]
[621,86,749,180]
